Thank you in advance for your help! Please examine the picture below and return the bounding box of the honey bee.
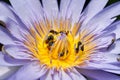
[44,34,55,50]
[117,58,120,62]
[107,39,115,50]
[45,35,54,44]
[47,41,54,50]
[75,41,84,53]
[49,30,58,34]
[59,52,64,57]
[59,49,68,57]
[59,31,69,35]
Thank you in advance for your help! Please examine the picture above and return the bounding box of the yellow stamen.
[23,18,96,70]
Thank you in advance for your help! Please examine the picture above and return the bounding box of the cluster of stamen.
[24,19,96,69]
[43,29,85,63]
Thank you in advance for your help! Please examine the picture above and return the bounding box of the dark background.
[0,0,120,51]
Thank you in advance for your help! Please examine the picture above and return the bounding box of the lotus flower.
[0,0,120,80]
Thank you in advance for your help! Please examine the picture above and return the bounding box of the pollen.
[23,18,96,69]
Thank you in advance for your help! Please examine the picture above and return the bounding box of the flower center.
[24,19,96,69]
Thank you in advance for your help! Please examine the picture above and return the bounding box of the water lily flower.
[0,0,120,80]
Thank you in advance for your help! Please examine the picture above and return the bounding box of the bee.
[81,45,84,51]
[117,58,120,62]
[59,52,64,57]
[0,21,6,27]
[59,49,68,57]
[47,41,54,50]
[59,31,69,35]
[44,34,55,50]
[49,30,58,34]
[75,41,84,53]
[107,39,115,50]
[45,35,54,44]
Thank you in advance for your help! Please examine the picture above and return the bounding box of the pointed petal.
[94,33,115,49]
[0,26,17,45]
[4,45,32,59]
[60,0,71,19]
[0,16,23,40]
[0,66,19,80]
[86,62,120,71]
[61,70,72,80]
[104,69,120,74]
[66,68,86,80]
[90,53,120,63]
[40,70,52,80]
[0,2,16,21]
[10,0,43,26]
[105,21,120,39]
[82,0,108,24]
[8,62,47,80]
[101,39,120,54]
[109,39,120,54]
[42,0,58,19]
[0,52,27,66]
[66,0,85,23]
[82,2,120,34]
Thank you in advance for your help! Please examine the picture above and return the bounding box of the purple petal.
[60,0,71,20]
[65,0,85,23]
[102,39,120,54]
[10,0,43,26]
[0,17,24,40]
[42,0,58,19]
[8,62,47,80]
[106,21,120,39]
[66,68,86,80]
[0,26,17,45]
[40,69,72,80]
[40,68,86,80]
[82,0,108,24]
[0,52,23,66]
[85,62,120,71]
[89,53,120,63]
[0,2,17,21]
[77,69,120,80]
[110,39,120,54]
[4,45,32,60]
[0,66,19,80]
[104,69,120,74]
[81,2,120,35]
[4,53,30,66]
[40,70,52,80]
[94,33,115,49]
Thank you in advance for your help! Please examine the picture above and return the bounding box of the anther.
[75,41,83,53]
